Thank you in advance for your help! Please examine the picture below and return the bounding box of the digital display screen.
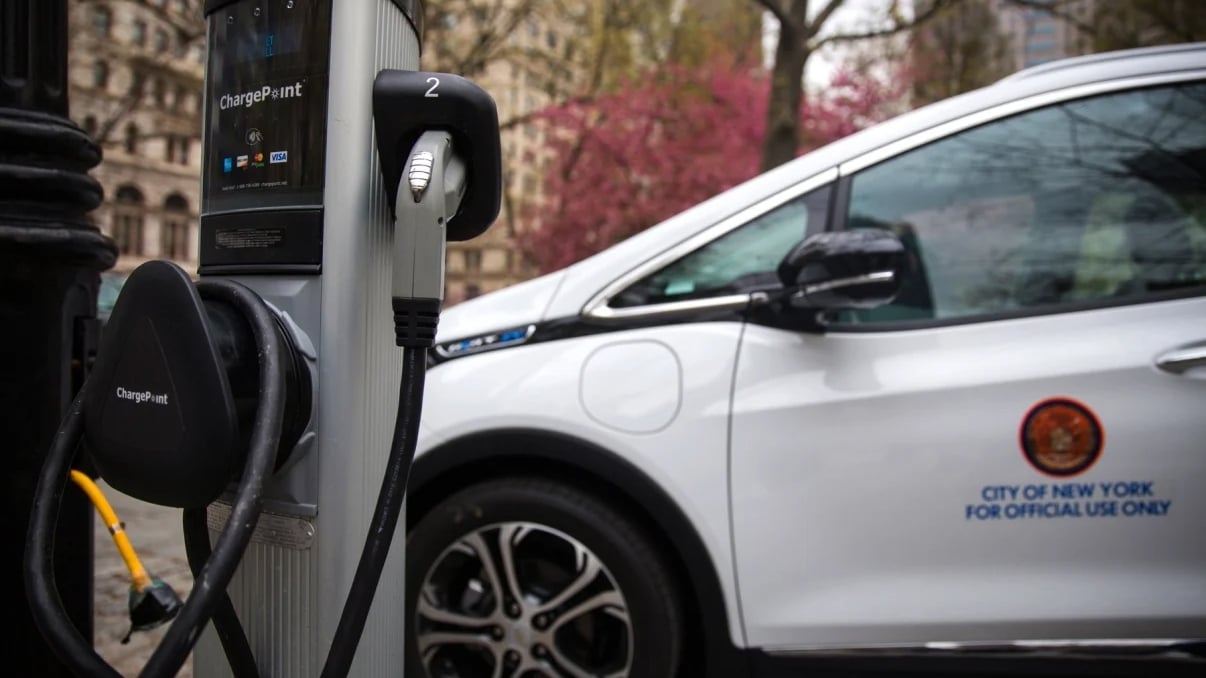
[202,0,332,213]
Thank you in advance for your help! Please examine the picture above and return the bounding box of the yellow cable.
[70,470,153,592]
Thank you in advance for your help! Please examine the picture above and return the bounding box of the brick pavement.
[91,481,194,678]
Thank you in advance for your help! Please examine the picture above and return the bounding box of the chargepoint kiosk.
[198,1,422,675]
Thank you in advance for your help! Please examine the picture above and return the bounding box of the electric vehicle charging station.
[23,0,502,676]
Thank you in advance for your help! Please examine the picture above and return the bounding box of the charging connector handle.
[394,131,466,293]
[391,130,466,347]
[319,131,467,676]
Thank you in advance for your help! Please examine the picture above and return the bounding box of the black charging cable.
[315,130,452,678]
[24,278,285,678]
[182,506,260,678]
[24,388,122,678]
[171,293,434,678]
[319,344,428,678]
[29,126,466,677]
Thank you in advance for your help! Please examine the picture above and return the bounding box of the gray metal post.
[193,1,422,676]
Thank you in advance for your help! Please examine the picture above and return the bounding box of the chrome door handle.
[1155,343,1206,374]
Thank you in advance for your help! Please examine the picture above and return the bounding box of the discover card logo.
[115,386,169,406]
[219,81,304,110]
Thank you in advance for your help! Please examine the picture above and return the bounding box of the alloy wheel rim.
[415,521,633,677]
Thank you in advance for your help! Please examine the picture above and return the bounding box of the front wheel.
[406,476,683,678]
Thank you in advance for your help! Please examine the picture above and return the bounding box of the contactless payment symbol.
[1019,398,1103,477]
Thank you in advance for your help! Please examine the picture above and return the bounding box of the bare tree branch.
[806,0,848,42]
[754,0,792,31]
[815,0,955,48]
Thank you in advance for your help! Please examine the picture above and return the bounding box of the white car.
[405,43,1206,678]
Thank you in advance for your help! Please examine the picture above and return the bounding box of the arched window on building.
[161,194,192,262]
[112,185,146,256]
[124,123,139,154]
[92,60,109,89]
[92,6,112,37]
[153,78,166,107]
[132,20,147,47]
[129,71,146,97]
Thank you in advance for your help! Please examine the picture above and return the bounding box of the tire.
[406,476,683,678]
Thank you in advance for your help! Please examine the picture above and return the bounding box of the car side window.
[611,184,832,308]
[838,81,1206,325]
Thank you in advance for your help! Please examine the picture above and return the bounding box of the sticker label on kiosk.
[202,0,332,214]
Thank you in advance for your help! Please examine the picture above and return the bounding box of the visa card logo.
[270,150,288,164]
[223,157,232,173]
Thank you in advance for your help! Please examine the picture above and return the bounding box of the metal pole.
[1,0,116,673]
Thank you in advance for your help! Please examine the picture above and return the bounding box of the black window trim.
[582,168,839,322]
[820,72,1206,333]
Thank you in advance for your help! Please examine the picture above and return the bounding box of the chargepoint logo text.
[219,81,304,110]
[116,386,169,406]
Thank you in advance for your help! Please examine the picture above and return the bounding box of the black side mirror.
[777,229,906,309]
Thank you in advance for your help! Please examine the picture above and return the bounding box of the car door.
[730,77,1206,651]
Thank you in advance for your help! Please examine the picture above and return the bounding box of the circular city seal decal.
[1019,398,1103,477]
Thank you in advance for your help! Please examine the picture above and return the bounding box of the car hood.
[436,269,569,343]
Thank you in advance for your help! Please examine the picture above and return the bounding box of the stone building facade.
[434,14,564,304]
[68,0,205,296]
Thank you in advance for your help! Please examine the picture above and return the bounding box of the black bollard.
[1,0,116,674]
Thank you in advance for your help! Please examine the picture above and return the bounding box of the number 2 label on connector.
[425,77,440,98]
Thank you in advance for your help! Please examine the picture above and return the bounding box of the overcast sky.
[760,0,909,90]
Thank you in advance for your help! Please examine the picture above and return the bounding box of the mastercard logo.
[1019,398,1103,477]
